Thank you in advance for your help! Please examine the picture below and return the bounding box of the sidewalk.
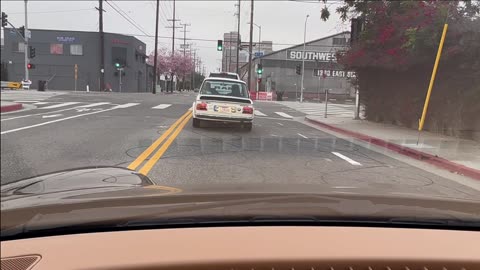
[0,101,23,113]
[306,115,480,180]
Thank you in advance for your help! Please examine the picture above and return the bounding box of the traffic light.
[217,40,223,51]
[27,63,35,69]
[1,12,7,27]
[256,64,263,75]
[29,46,36,58]
[18,26,25,38]
[115,62,121,68]
[295,64,301,75]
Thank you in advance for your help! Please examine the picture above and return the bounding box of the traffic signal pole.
[24,0,29,83]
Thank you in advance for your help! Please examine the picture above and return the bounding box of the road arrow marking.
[42,114,63,119]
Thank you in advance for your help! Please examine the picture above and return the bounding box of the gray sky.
[1,0,348,73]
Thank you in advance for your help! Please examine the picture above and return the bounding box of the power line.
[128,33,345,48]
[109,0,150,35]
[104,0,150,36]
[8,8,95,15]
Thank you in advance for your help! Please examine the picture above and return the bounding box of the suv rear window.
[209,73,239,80]
[200,80,249,98]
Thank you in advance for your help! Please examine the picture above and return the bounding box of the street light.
[300,14,309,103]
[247,22,261,56]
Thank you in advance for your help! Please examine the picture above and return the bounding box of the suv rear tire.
[243,123,252,131]
[193,118,201,128]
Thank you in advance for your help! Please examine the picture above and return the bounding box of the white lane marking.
[13,100,41,103]
[42,114,63,119]
[1,107,120,135]
[78,102,111,108]
[331,152,362,166]
[40,102,80,109]
[324,158,332,162]
[152,104,172,109]
[275,112,293,119]
[297,133,308,139]
[277,122,284,126]
[112,103,140,109]
[1,106,89,122]
[33,102,49,105]
[75,108,91,112]
[254,110,266,116]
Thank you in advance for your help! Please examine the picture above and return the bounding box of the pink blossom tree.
[148,48,194,78]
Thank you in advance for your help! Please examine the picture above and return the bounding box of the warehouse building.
[1,28,149,92]
[242,31,355,101]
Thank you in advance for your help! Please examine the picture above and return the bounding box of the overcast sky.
[1,0,348,73]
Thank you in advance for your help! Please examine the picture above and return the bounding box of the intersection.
[1,91,479,201]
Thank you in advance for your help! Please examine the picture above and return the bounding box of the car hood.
[2,167,480,239]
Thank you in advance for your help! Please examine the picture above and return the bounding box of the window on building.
[18,42,25,52]
[70,44,83,55]
[50,44,64,55]
[332,38,347,46]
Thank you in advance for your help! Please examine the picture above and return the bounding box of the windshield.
[200,80,248,97]
[1,0,480,237]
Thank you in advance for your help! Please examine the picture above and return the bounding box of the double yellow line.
[128,110,192,176]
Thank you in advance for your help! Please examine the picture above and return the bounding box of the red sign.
[112,39,129,45]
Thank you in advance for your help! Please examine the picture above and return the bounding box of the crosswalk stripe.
[254,110,267,116]
[78,102,111,108]
[14,100,42,103]
[40,102,80,109]
[152,104,172,109]
[112,103,140,109]
[275,112,293,119]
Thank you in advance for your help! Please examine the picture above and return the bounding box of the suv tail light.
[243,106,253,114]
[196,102,207,110]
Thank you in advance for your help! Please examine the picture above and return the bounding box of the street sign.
[26,30,31,39]
[180,44,190,49]
[74,64,78,80]
[254,51,264,57]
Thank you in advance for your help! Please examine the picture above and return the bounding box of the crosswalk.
[2,98,360,120]
[274,101,363,118]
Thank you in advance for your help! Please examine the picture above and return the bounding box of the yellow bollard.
[418,23,448,132]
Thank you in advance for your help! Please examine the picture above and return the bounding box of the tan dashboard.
[1,226,479,270]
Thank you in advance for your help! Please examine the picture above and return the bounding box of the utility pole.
[166,0,179,93]
[180,22,190,90]
[192,50,196,89]
[24,0,29,83]
[152,0,159,94]
[236,0,241,74]
[96,0,105,91]
[247,0,254,92]
[180,23,190,57]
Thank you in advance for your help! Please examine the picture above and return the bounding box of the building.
[242,31,355,101]
[1,28,148,92]
[222,31,272,74]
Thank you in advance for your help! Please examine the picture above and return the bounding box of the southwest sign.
[287,50,337,62]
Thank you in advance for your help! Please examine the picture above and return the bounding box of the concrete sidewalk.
[1,101,23,113]
[306,115,480,180]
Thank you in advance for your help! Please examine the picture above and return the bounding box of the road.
[1,90,479,200]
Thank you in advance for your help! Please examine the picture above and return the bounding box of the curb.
[306,116,480,181]
[1,103,23,113]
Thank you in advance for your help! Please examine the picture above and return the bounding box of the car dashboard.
[1,226,479,270]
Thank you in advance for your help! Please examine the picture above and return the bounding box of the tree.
[147,48,194,78]
[319,0,480,70]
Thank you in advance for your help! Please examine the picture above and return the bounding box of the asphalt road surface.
[1,91,479,200]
